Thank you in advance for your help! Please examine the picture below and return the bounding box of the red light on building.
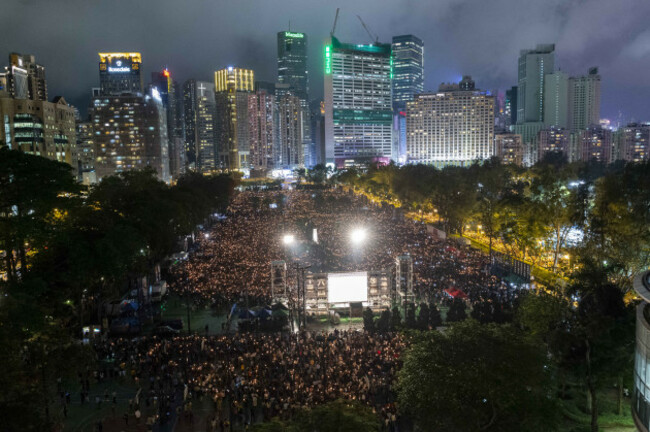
[163,69,170,78]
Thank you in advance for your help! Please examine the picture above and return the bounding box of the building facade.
[580,126,612,164]
[98,53,143,96]
[91,89,169,182]
[406,82,494,166]
[277,91,304,167]
[324,37,393,167]
[76,121,96,184]
[543,71,569,128]
[0,53,48,101]
[619,123,650,162]
[517,44,555,124]
[568,68,601,131]
[151,69,185,180]
[494,133,523,166]
[392,35,423,163]
[214,67,255,170]
[247,88,276,172]
[0,96,77,169]
[277,31,308,99]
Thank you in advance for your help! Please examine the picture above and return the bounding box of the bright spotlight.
[350,228,367,245]
[204,233,210,239]
[283,234,295,245]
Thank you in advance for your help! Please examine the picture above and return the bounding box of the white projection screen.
[327,272,368,303]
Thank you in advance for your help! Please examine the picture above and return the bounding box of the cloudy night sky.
[2,0,649,122]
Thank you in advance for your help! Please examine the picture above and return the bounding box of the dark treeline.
[335,155,650,286]
[0,148,236,430]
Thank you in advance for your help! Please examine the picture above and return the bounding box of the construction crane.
[330,8,340,37]
[357,15,378,44]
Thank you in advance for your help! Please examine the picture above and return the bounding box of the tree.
[429,303,443,328]
[446,298,467,323]
[0,148,80,281]
[416,303,430,330]
[362,307,375,333]
[397,321,559,431]
[405,303,417,329]
[390,306,402,331]
[470,299,494,324]
[376,309,391,333]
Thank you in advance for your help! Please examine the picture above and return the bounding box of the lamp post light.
[282,234,295,245]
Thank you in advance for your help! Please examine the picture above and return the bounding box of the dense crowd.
[90,331,404,430]
[168,188,518,310]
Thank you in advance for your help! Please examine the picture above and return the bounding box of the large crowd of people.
[168,188,518,310]
[78,188,521,431]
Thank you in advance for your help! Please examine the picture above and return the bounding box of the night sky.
[2,0,649,123]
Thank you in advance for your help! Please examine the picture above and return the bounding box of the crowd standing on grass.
[168,189,518,311]
[75,188,519,431]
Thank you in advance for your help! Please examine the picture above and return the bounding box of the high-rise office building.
[324,37,393,166]
[247,88,276,172]
[183,80,217,174]
[543,71,569,128]
[151,68,185,179]
[91,88,170,182]
[392,35,423,162]
[98,53,143,96]
[277,31,311,167]
[494,133,523,166]
[391,35,424,109]
[406,78,494,166]
[517,44,555,124]
[215,67,255,170]
[568,67,601,130]
[0,53,48,100]
[619,123,650,162]
[277,31,308,99]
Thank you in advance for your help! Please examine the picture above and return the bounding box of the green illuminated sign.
[325,46,331,74]
[285,32,304,38]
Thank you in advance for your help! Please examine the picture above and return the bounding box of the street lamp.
[283,234,295,245]
[350,228,367,245]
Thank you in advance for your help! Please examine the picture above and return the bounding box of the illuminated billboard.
[327,271,368,303]
[99,53,141,74]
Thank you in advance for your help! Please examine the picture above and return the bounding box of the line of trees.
[334,155,650,285]
[0,148,236,430]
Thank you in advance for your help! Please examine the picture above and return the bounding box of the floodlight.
[350,228,367,245]
[283,234,295,245]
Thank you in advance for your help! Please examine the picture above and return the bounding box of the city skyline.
[2,0,650,123]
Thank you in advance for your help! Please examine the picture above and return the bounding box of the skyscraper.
[517,44,555,124]
[324,36,393,167]
[91,87,170,182]
[76,120,96,184]
[406,78,494,166]
[392,35,423,163]
[277,30,311,167]
[98,53,143,96]
[277,90,304,167]
[183,80,217,174]
[215,67,255,170]
[247,88,276,172]
[151,68,185,179]
[391,35,424,109]
[543,71,569,128]
[494,133,523,166]
[580,126,612,163]
[568,67,601,130]
[277,31,308,99]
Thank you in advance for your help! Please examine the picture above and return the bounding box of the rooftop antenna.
[357,15,378,44]
[330,8,340,37]
[289,20,291,31]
